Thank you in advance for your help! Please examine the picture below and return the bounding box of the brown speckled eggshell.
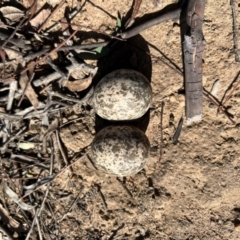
[92,69,152,121]
[91,125,150,177]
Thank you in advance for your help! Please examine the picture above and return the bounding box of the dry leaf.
[19,72,39,109]
[64,76,92,92]
[4,48,22,60]
[3,182,35,211]
[0,204,20,228]
[17,142,35,150]
[0,6,24,24]
[29,9,51,28]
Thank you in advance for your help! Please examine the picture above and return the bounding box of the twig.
[10,153,49,169]
[59,117,83,128]
[18,72,35,106]
[21,27,80,75]
[46,57,67,78]
[0,112,22,121]
[35,216,43,240]
[25,208,40,240]
[116,177,133,198]
[49,89,92,104]
[38,144,54,216]
[38,0,66,32]
[24,42,108,61]
[230,0,239,62]
[125,0,143,28]
[86,154,98,170]
[159,101,164,160]
[2,15,28,49]
[94,184,107,209]
[172,116,183,144]
[0,126,26,151]
[121,8,181,39]
[0,33,30,50]
[222,70,240,107]
[56,21,125,41]
[57,186,84,223]
[203,88,235,124]
[32,59,97,87]
[55,130,68,166]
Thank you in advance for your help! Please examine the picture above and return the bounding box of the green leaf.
[93,46,103,54]
[116,17,121,28]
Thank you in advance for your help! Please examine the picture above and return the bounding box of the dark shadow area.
[179,0,188,88]
[93,35,152,133]
[95,35,152,82]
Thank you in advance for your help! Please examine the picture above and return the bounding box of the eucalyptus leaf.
[3,182,35,211]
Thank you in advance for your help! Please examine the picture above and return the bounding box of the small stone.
[169,95,176,102]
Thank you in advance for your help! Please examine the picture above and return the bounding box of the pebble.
[169,95,176,102]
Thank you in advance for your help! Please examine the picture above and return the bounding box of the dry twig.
[230,0,239,62]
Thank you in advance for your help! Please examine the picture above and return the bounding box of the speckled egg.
[91,125,150,177]
[92,69,152,121]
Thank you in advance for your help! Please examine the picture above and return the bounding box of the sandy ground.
[2,0,240,239]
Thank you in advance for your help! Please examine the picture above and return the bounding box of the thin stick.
[55,21,125,41]
[203,89,235,124]
[38,145,53,217]
[222,70,240,106]
[21,27,80,75]
[35,216,43,240]
[57,186,84,223]
[55,130,68,166]
[94,184,107,209]
[125,0,143,28]
[38,0,66,32]
[0,126,26,151]
[1,13,29,49]
[25,208,40,240]
[159,101,164,160]
[121,8,181,39]
[18,72,35,106]
[230,0,239,62]
[116,177,133,198]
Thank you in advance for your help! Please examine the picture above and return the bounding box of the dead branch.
[121,8,180,39]
[183,0,206,125]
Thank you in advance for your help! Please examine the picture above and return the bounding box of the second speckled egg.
[91,125,150,177]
